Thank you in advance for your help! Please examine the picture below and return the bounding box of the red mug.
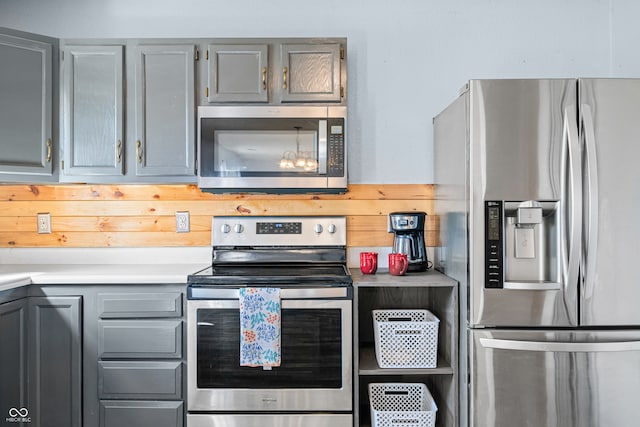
[388,253,409,276]
[360,252,378,274]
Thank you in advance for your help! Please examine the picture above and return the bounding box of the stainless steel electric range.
[186,216,353,427]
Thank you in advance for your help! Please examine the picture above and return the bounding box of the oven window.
[196,308,343,388]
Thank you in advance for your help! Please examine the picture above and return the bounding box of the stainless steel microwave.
[197,106,347,193]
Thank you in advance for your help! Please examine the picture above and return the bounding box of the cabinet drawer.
[98,292,182,318]
[99,320,182,359]
[100,401,183,427]
[98,361,182,399]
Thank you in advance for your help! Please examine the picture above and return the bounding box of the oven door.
[187,287,352,412]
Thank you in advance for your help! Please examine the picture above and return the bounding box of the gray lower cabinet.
[60,41,196,183]
[98,361,182,400]
[0,298,28,421]
[0,294,82,427]
[100,401,183,427]
[15,284,186,427]
[0,29,57,182]
[28,296,83,427]
[91,287,185,427]
[98,319,182,359]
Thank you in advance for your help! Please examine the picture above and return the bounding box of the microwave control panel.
[485,201,504,288]
[327,119,345,177]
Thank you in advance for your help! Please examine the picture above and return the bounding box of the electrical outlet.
[37,213,51,234]
[176,211,190,233]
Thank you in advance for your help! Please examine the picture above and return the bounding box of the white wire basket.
[373,309,439,368]
[368,383,438,427]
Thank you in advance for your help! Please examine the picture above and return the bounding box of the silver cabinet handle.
[46,138,52,163]
[136,140,143,164]
[116,140,122,163]
[480,338,640,352]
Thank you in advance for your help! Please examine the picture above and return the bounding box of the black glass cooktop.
[187,264,352,286]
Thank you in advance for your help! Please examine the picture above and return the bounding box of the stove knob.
[327,223,337,234]
[314,224,323,234]
[234,224,244,234]
[220,224,231,233]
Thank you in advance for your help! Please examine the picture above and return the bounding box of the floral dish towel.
[239,287,281,367]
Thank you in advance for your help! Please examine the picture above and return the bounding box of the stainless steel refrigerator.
[434,79,640,427]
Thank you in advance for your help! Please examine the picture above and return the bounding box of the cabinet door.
[0,299,28,419]
[133,44,195,177]
[0,33,53,178]
[207,43,268,103]
[28,296,82,427]
[280,43,342,103]
[61,45,124,177]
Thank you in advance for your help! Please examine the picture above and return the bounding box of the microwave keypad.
[328,120,345,177]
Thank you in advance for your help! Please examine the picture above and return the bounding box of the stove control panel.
[212,216,347,247]
[257,221,302,234]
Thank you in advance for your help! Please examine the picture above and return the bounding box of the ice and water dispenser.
[485,200,560,289]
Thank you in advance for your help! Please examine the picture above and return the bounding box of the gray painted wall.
[1,0,638,184]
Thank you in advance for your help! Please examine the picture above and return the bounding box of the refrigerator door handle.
[480,337,640,352]
[580,104,599,300]
[560,105,582,323]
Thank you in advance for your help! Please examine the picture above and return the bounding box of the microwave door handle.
[318,120,327,174]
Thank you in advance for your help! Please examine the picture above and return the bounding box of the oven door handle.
[197,321,215,327]
[188,287,349,300]
[187,299,352,312]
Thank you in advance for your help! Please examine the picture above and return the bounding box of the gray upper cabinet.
[0,30,56,181]
[280,43,343,103]
[60,41,196,183]
[133,44,195,178]
[61,44,125,178]
[207,43,268,103]
[203,39,345,104]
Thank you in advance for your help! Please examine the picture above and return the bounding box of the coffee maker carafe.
[388,212,429,272]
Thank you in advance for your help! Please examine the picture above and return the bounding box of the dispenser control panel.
[485,201,504,288]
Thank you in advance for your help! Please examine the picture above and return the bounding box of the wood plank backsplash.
[0,184,437,248]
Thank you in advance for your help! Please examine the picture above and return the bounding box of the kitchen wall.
[0,184,436,250]
[1,0,639,184]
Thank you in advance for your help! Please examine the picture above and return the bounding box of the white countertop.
[0,263,209,292]
[0,247,211,292]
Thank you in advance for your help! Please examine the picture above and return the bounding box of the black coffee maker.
[388,212,429,272]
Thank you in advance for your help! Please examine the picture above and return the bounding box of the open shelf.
[353,270,458,427]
